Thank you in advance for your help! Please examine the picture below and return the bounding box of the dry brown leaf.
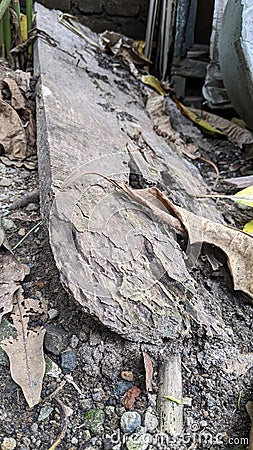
[3,77,26,110]
[1,288,46,408]
[190,108,253,146]
[246,401,253,450]
[122,385,141,410]
[0,233,30,322]
[113,182,253,300]
[146,93,200,159]
[143,351,153,392]
[4,77,36,150]
[0,98,27,160]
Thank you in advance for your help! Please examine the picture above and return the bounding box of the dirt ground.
[0,60,253,450]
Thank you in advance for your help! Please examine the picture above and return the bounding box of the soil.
[0,61,253,450]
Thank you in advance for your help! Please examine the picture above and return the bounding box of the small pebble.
[30,423,38,433]
[0,178,11,187]
[61,351,77,373]
[38,406,53,421]
[144,409,158,432]
[47,309,59,320]
[92,388,104,402]
[1,437,17,450]
[26,203,38,211]
[70,334,79,349]
[18,228,26,237]
[71,437,78,445]
[120,411,141,434]
[115,380,133,396]
[83,408,105,435]
[44,324,69,355]
[200,420,208,427]
[183,396,192,407]
[2,218,16,231]
[121,371,134,382]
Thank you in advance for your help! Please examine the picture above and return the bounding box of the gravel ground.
[0,65,253,450]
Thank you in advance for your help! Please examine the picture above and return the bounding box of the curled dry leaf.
[0,230,30,322]
[3,76,36,152]
[3,77,26,110]
[0,98,27,160]
[190,108,253,146]
[100,31,148,78]
[122,385,141,410]
[113,182,253,300]
[173,98,225,136]
[1,288,46,408]
[146,93,200,160]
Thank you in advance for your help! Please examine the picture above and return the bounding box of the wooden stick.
[157,354,183,436]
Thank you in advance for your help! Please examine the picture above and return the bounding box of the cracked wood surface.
[35,4,224,344]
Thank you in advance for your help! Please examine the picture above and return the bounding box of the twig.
[196,194,253,202]
[58,14,100,49]
[48,398,69,450]
[12,220,42,250]
[157,354,183,435]
[199,156,220,189]
[10,189,39,210]
[43,380,66,403]
[65,375,85,397]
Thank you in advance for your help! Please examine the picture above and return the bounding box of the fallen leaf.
[173,98,226,136]
[224,175,253,188]
[101,31,148,78]
[0,98,27,160]
[164,395,181,404]
[1,288,46,408]
[244,220,253,235]
[246,401,253,450]
[122,385,141,410]
[135,40,150,62]
[190,108,253,146]
[3,77,26,110]
[143,351,153,392]
[0,231,30,322]
[142,75,166,96]
[113,182,253,300]
[146,93,200,158]
[234,186,253,208]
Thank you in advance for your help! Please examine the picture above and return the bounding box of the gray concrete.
[35,4,222,344]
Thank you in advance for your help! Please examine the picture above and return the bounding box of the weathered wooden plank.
[35,3,223,344]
